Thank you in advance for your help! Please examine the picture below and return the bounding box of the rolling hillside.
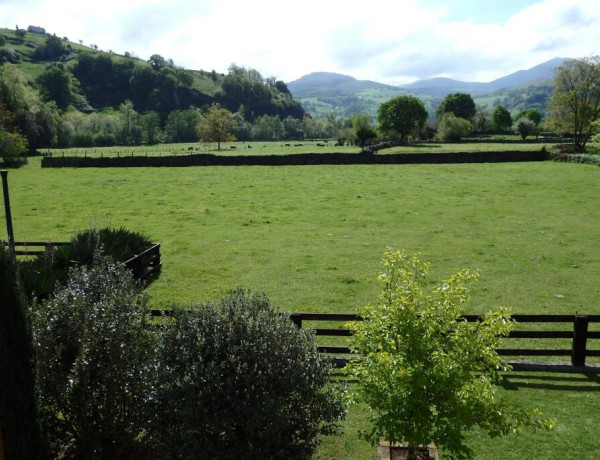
[0,26,305,121]
[289,58,566,119]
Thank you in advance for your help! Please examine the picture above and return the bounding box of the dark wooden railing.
[289,313,600,372]
[7,241,161,281]
[123,243,162,281]
[10,241,69,256]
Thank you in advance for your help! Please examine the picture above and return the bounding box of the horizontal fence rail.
[6,241,161,281]
[289,313,600,372]
[10,241,69,256]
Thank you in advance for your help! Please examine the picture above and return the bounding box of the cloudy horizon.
[1,0,599,85]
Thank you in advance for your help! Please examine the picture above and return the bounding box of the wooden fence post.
[1,171,15,258]
[290,313,302,328]
[572,315,589,366]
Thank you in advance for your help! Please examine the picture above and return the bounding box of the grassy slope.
[0,27,222,101]
[3,159,600,458]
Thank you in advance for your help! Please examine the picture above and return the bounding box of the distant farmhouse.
[27,25,46,34]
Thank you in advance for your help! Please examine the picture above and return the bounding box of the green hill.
[0,27,304,122]
[289,59,566,119]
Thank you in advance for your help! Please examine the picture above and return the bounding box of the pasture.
[38,139,553,161]
[3,155,600,458]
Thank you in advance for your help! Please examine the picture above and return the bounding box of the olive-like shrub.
[146,289,345,460]
[32,253,154,459]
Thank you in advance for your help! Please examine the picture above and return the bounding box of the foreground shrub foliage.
[0,245,48,459]
[146,289,345,460]
[32,254,154,459]
[31,261,343,459]
[346,250,553,459]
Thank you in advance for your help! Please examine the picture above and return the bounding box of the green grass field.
[2,155,600,458]
[41,140,551,160]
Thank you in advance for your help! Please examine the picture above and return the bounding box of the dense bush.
[19,227,153,301]
[145,289,345,459]
[513,117,538,139]
[31,253,154,459]
[0,245,48,459]
[436,113,472,141]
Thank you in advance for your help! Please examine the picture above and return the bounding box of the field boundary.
[41,150,548,167]
[287,312,600,372]
[8,241,162,281]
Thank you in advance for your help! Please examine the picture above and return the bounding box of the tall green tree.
[436,92,476,121]
[0,64,33,116]
[140,111,162,144]
[548,56,600,151]
[0,245,48,459]
[377,96,428,143]
[196,104,236,149]
[118,99,142,145]
[352,113,376,147]
[165,109,201,143]
[251,114,284,141]
[492,105,513,131]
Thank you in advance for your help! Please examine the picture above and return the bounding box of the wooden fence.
[289,312,600,373]
[8,241,162,281]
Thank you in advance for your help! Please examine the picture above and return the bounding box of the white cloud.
[1,0,599,84]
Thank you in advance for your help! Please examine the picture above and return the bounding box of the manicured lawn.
[2,158,600,458]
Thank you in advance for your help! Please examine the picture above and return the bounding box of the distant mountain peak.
[288,57,567,119]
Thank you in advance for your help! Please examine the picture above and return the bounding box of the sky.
[1,0,599,85]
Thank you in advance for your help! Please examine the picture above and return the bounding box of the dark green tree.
[0,245,48,459]
[377,95,428,143]
[283,115,304,140]
[140,111,162,144]
[492,105,513,131]
[129,63,156,111]
[436,92,476,121]
[148,54,168,71]
[33,35,66,60]
[36,63,77,110]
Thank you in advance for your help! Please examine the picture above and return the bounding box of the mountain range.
[288,57,567,119]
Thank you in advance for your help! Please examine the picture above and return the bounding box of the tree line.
[0,30,307,159]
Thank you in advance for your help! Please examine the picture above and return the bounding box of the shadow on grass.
[501,372,600,392]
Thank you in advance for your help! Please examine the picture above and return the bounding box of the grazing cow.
[230,146,237,149]
[247,145,252,148]
[188,146,194,151]
[317,143,325,147]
